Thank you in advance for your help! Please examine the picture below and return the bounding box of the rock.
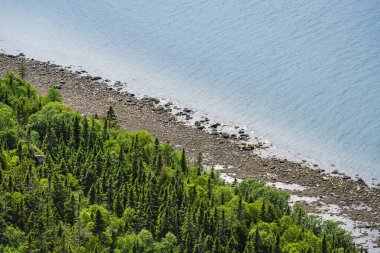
[244,144,255,151]
[183,108,192,113]
[230,134,238,139]
[197,125,205,130]
[357,178,367,186]
[239,134,250,141]
[342,175,351,180]
[150,98,160,104]
[142,97,160,104]
[221,132,230,139]
[211,129,219,135]
[195,121,202,126]
[210,123,220,128]
[91,76,102,81]
[332,170,339,174]
[18,53,25,57]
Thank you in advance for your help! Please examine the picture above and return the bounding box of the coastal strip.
[1,52,379,249]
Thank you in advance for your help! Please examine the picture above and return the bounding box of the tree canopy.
[0,72,363,252]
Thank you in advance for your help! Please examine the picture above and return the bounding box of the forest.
[0,72,363,252]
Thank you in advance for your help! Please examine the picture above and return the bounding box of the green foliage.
[45,86,62,103]
[0,73,360,252]
[18,59,27,79]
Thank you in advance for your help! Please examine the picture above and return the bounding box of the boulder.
[91,76,102,81]
[243,144,255,151]
[221,132,230,139]
[210,123,221,128]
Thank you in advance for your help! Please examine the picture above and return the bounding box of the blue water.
[1,0,380,183]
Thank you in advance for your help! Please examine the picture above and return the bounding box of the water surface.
[1,0,379,182]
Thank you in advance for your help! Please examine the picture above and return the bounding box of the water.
[1,0,379,183]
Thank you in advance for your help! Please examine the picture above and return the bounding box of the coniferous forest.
[0,72,362,252]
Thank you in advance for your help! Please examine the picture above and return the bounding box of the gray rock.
[91,76,102,81]
[210,123,221,128]
[221,133,230,139]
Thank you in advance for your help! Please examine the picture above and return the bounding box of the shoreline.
[1,52,379,250]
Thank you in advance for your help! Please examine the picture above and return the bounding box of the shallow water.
[1,0,379,182]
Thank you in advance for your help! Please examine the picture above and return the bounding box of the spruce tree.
[322,234,328,253]
[274,233,281,253]
[93,209,105,235]
[180,149,187,173]
[73,116,81,149]
[196,153,203,176]
[106,106,118,128]
[19,59,27,79]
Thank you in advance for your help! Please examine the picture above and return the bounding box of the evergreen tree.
[180,149,187,173]
[93,209,106,236]
[274,233,281,253]
[106,106,118,128]
[73,116,81,149]
[18,59,27,79]
[322,234,328,253]
[0,73,361,253]
[196,153,203,176]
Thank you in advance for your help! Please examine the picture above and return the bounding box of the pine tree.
[261,200,266,222]
[274,233,281,253]
[93,209,105,235]
[73,116,81,149]
[254,227,261,253]
[180,149,187,173]
[196,153,203,176]
[114,192,124,218]
[106,106,118,128]
[19,59,27,79]
[322,234,328,253]
[83,116,89,147]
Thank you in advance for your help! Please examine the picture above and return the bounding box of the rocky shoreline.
[1,52,379,249]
